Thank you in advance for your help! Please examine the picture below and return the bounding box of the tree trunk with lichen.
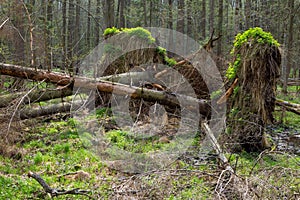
[226,28,281,152]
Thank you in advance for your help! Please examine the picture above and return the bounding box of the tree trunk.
[149,0,153,27]
[74,0,80,57]
[245,0,251,29]
[119,0,125,28]
[44,0,53,70]
[234,0,240,34]
[227,35,281,152]
[283,0,295,94]
[176,0,185,34]
[0,87,72,108]
[143,0,147,26]
[103,0,115,29]
[95,0,101,46]
[201,0,206,40]
[62,0,67,70]
[86,0,91,49]
[216,0,223,57]
[0,63,210,117]
[209,0,215,33]
[67,0,75,73]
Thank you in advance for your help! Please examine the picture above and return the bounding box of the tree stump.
[225,28,281,152]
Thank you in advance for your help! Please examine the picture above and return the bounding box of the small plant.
[33,152,43,164]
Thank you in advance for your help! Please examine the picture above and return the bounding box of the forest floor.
[0,86,299,199]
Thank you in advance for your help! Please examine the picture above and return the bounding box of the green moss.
[226,54,241,80]
[156,46,167,56]
[233,85,240,96]
[165,57,177,66]
[226,28,279,80]
[231,27,280,55]
[122,27,155,44]
[103,27,120,36]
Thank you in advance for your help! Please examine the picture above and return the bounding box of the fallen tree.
[275,99,300,115]
[0,62,210,117]
[0,87,72,108]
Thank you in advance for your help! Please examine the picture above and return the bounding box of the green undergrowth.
[0,104,299,199]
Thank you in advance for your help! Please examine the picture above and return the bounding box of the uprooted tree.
[222,28,281,152]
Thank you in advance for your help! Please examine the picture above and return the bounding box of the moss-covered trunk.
[226,28,281,152]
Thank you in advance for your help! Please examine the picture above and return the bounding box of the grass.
[0,86,299,199]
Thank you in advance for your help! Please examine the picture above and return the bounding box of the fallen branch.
[0,62,210,117]
[276,99,300,115]
[0,18,9,30]
[0,87,72,108]
[202,122,233,172]
[28,171,95,199]
[0,100,82,121]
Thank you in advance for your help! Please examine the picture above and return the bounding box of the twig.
[0,18,9,30]
[28,171,95,199]
[6,80,46,141]
[202,122,233,172]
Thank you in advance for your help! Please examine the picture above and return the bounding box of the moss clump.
[165,57,177,66]
[122,27,155,44]
[103,27,155,44]
[156,46,177,66]
[156,46,167,56]
[226,27,280,80]
[226,54,241,80]
[103,27,120,36]
[231,27,280,54]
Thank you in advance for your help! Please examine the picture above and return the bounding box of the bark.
[283,0,295,94]
[201,0,206,40]
[119,0,125,28]
[216,0,223,57]
[44,0,53,71]
[245,0,251,29]
[67,0,75,72]
[0,87,72,108]
[176,0,185,33]
[276,99,300,115]
[74,0,80,56]
[143,0,147,26]
[62,0,67,69]
[18,101,79,120]
[103,0,115,29]
[227,41,281,152]
[86,0,91,49]
[209,0,215,33]
[0,63,210,117]
[95,0,101,46]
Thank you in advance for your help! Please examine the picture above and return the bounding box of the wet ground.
[267,125,300,155]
